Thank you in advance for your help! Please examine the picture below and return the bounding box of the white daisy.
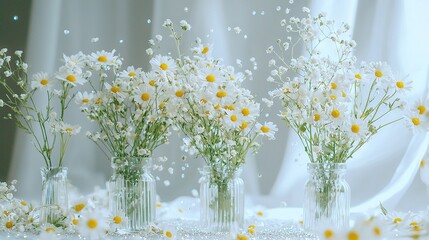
[88,50,121,70]
[404,110,429,132]
[191,38,213,57]
[75,91,94,108]
[56,66,86,86]
[78,212,107,240]
[223,109,242,130]
[419,151,429,186]
[109,212,128,232]
[256,122,278,140]
[63,52,86,71]
[61,123,81,135]
[118,66,144,82]
[31,72,54,90]
[149,55,177,73]
[132,84,156,106]
[345,117,369,141]
[104,82,127,101]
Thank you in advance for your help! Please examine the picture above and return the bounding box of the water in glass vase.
[40,167,68,225]
[199,166,244,232]
[109,157,156,233]
[303,163,350,231]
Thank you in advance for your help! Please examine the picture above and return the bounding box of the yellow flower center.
[149,79,156,86]
[74,203,85,212]
[331,109,340,118]
[175,90,184,97]
[72,219,79,225]
[216,90,227,98]
[224,105,235,111]
[201,98,208,104]
[40,79,49,85]
[410,221,418,226]
[29,217,34,223]
[128,72,136,77]
[331,82,337,89]
[240,122,249,130]
[160,63,168,70]
[45,227,55,232]
[355,73,362,79]
[166,231,173,238]
[66,75,76,83]
[314,113,321,122]
[111,86,120,93]
[374,227,381,236]
[418,105,426,115]
[230,115,238,122]
[6,221,13,229]
[65,127,73,133]
[241,108,250,116]
[87,219,98,229]
[98,56,108,62]
[202,46,209,54]
[230,76,235,80]
[236,234,249,240]
[214,104,221,110]
[257,211,264,216]
[21,201,27,206]
[156,203,162,208]
[412,117,421,126]
[248,224,256,229]
[342,91,347,97]
[204,110,211,115]
[396,81,404,89]
[260,126,270,133]
[375,70,383,78]
[82,98,89,103]
[351,124,360,133]
[141,93,150,101]
[95,98,102,104]
[413,225,421,232]
[159,102,166,109]
[113,216,122,224]
[3,210,9,216]
[393,217,402,224]
[347,231,359,240]
[248,228,255,235]
[330,94,337,100]
[324,229,334,238]
[206,74,216,82]
[421,160,425,168]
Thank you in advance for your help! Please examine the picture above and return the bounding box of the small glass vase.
[199,166,244,232]
[303,162,350,231]
[109,157,156,233]
[40,167,69,224]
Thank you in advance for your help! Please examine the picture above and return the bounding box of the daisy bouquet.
[161,20,277,186]
[267,9,425,228]
[70,50,173,161]
[0,48,80,168]
[268,11,416,165]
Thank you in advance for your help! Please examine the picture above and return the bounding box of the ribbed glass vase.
[109,157,156,233]
[40,167,68,224]
[303,163,350,231]
[199,166,244,232]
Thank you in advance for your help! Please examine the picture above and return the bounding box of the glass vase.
[303,163,350,231]
[109,157,156,233]
[40,167,68,224]
[199,166,244,232]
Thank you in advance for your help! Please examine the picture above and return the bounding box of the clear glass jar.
[40,167,68,224]
[199,166,244,232]
[109,157,156,233]
[303,163,350,231]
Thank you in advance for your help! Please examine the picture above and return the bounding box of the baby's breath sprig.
[0,48,81,168]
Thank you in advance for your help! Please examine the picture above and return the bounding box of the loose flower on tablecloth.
[0,48,81,168]
[267,9,428,164]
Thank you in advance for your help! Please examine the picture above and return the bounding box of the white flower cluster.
[59,50,173,158]
[161,23,277,182]
[317,210,429,239]
[0,49,81,168]
[268,11,427,163]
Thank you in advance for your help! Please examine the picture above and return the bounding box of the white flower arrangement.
[60,50,174,158]
[268,11,428,163]
[159,21,277,184]
[0,48,80,167]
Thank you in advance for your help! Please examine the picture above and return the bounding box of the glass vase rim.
[40,166,68,171]
[111,156,152,168]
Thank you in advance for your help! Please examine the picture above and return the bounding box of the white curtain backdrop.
[8,0,429,212]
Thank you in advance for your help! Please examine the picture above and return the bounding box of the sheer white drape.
[8,0,429,212]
